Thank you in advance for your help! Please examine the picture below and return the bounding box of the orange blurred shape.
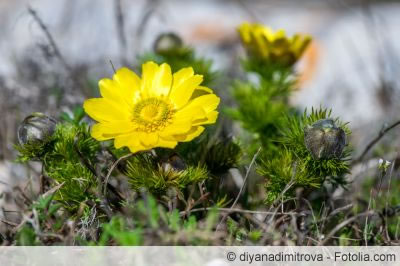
[188,22,236,44]
[297,40,320,88]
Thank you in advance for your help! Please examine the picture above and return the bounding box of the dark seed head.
[17,112,57,145]
[304,119,346,159]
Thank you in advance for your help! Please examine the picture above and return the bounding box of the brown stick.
[353,120,400,164]
[0,218,18,227]
[27,5,72,73]
[114,0,128,65]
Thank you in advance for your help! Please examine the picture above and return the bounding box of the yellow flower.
[238,22,312,66]
[83,62,220,153]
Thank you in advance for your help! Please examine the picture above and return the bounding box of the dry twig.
[353,120,400,164]
[103,153,134,196]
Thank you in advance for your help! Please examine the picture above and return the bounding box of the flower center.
[133,98,174,132]
[141,104,159,119]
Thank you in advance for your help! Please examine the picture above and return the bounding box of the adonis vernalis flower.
[238,22,312,66]
[83,62,220,152]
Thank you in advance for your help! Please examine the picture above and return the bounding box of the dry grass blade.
[42,182,64,198]
[216,147,261,230]
[0,218,19,227]
[103,153,134,196]
[181,207,301,217]
[321,211,377,245]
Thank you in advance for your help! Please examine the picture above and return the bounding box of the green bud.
[304,119,346,159]
[153,32,183,55]
[18,112,57,145]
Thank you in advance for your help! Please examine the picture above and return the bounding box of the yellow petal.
[291,35,312,58]
[173,108,206,123]
[91,124,113,141]
[113,67,141,102]
[91,121,135,137]
[172,67,194,90]
[99,68,141,108]
[193,111,219,126]
[190,85,214,100]
[99,79,120,102]
[141,62,172,97]
[169,70,203,108]
[180,94,220,116]
[157,137,178,149]
[271,36,291,56]
[113,67,141,91]
[160,119,193,138]
[127,143,148,153]
[173,126,205,142]
[171,94,219,127]
[195,86,213,94]
[195,94,220,113]
[114,132,141,149]
[238,22,252,43]
[114,132,149,153]
[274,29,286,40]
[83,98,131,122]
[139,132,159,147]
[253,30,269,58]
[99,80,138,110]
[153,63,172,96]
[141,61,159,98]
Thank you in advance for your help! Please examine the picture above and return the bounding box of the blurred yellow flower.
[238,22,312,66]
[84,62,220,152]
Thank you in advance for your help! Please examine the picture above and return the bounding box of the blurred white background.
[1,0,400,130]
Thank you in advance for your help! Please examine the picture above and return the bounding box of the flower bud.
[378,158,391,172]
[304,119,346,159]
[153,32,183,55]
[17,112,57,145]
[161,154,187,173]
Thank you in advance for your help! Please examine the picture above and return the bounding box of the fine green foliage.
[124,153,208,194]
[60,106,86,125]
[241,58,295,81]
[259,107,351,204]
[94,195,221,245]
[15,139,55,162]
[201,138,242,174]
[16,226,38,246]
[176,131,242,175]
[16,113,101,210]
[98,216,143,245]
[225,60,296,151]
[258,149,321,204]
[43,123,100,208]
[279,107,351,179]
[228,42,353,205]
[16,194,63,246]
